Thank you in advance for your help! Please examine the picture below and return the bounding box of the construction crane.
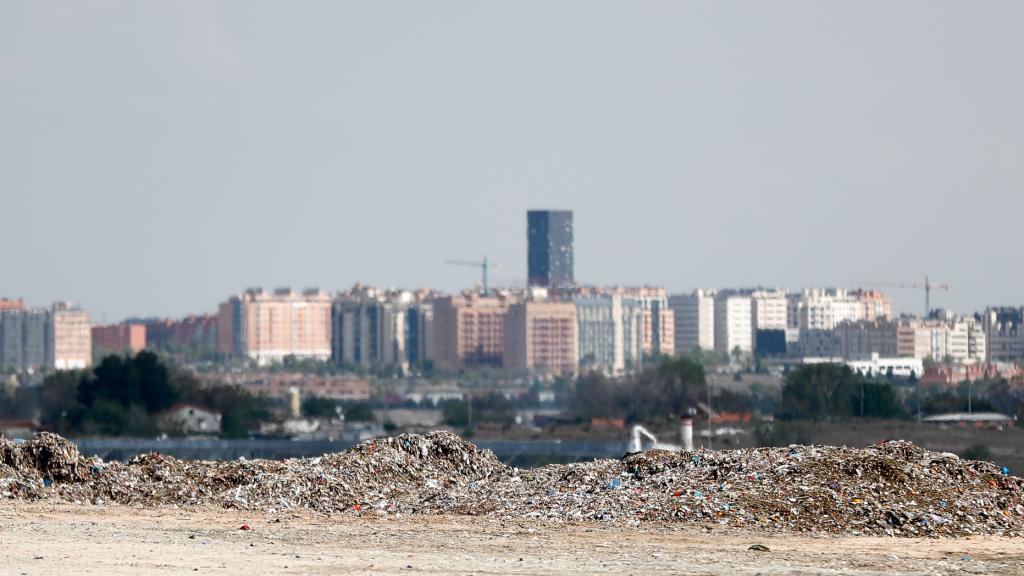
[863,275,949,317]
[444,256,498,294]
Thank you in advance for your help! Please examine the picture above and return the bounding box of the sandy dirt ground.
[2,503,1024,575]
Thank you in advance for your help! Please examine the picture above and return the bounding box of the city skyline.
[3,2,1023,320]
[0,269,1014,324]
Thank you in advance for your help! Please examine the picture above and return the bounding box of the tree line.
[32,351,269,438]
[563,358,1024,425]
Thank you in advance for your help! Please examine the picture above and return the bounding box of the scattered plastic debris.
[3,432,1024,537]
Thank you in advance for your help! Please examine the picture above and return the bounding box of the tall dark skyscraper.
[527,210,574,287]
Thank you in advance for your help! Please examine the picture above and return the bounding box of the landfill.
[3,431,1024,537]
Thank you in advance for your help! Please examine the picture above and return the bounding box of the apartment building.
[797,288,864,331]
[92,323,147,354]
[332,286,413,370]
[51,302,92,370]
[750,289,788,331]
[575,293,643,375]
[0,299,25,312]
[432,292,513,371]
[527,210,574,288]
[504,301,578,377]
[407,300,434,369]
[145,314,218,351]
[217,288,332,365]
[853,289,894,322]
[834,319,900,360]
[669,290,715,354]
[785,292,803,344]
[897,316,987,365]
[0,301,93,371]
[0,307,50,371]
[982,307,1024,363]
[714,293,753,355]
[617,287,674,356]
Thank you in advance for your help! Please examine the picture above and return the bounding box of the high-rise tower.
[527,210,574,288]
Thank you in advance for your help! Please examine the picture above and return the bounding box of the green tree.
[923,392,995,416]
[634,356,706,419]
[777,363,859,421]
[39,370,87,435]
[984,379,1022,416]
[196,384,270,438]
[568,372,623,420]
[857,381,905,418]
[78,351,177,414]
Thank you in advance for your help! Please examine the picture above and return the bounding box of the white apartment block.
[798,288,864,331]
[714,294,753,355]
[750,289,788,331]
[899,317,986,365]
[669,290,715,354]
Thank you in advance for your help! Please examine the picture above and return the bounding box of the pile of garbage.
[3,431,1023,536]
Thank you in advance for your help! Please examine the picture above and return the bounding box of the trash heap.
[3,431,1024,536]
[480,441,1024,536]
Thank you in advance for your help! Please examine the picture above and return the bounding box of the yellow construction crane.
[864,275,949,317]
[445,256,498,294]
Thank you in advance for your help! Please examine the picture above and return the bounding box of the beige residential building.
[504,301,578,377]
[432,293,513,371]
[51,302,91,370]
[853,289,894,322]
[218,288,332,365]
[92,323,147,354]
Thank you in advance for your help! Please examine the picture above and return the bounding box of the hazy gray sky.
[2,1,1022,321]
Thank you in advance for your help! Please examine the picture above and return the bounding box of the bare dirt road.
[2,503,1023,575]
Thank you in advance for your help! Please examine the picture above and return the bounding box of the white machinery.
[630,425,680,453]
[629,419,694,453]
